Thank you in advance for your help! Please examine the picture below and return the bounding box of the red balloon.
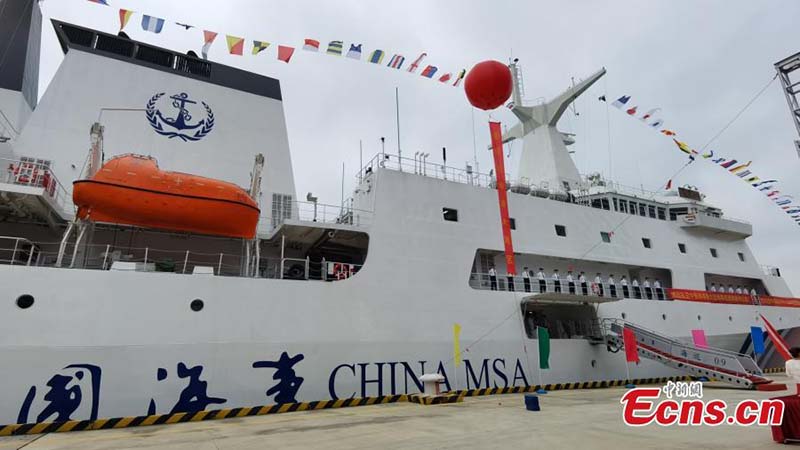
[464,60,513,111]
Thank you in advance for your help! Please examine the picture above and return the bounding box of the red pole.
[489,121,516,275]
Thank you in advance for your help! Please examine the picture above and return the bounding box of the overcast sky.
[37,0,800,292]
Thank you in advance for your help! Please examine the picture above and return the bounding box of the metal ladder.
[601,318,772,389]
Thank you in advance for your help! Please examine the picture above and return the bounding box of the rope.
[698,73,779,152]
[577,72,780,260]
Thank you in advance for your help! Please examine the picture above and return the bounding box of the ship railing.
[11,241,363,282]
[0,236,39,266]
[600,318,765,378]
[0,157,72,214]
[260,200,373,232]
[358,152,667,204]
[469,272,669,300]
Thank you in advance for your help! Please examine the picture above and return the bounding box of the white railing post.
[102,244,110,270]
[10,238,18,266]
[182,250,189,274]
[322,257,326,281]
[26,243,35,266]
[218,253,224,275]
[143,247,149,266]
[305,256,310,280]
[279,234,285,279]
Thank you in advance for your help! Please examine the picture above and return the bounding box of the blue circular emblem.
[146,92,214,142]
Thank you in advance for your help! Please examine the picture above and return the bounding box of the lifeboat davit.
[73,154,259,239]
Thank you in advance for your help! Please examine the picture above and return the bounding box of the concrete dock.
[0,376,791,450]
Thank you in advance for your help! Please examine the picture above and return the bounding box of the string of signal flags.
[87,0,467,87]
[602,93,800,227]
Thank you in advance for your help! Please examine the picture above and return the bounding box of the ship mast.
[502,60,605,192]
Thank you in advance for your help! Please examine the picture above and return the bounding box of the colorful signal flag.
[226,35,244,55]
[303,39,320,51]
[119,9,134,31]
[252,41,270,55]
[278,45,295,63]
[141,15,165,34]
[421,65,438,78]
[369,50,385,64]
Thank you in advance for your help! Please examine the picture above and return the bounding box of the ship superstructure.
[0,6,798,426]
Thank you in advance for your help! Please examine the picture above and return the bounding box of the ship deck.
[1,375,790,450]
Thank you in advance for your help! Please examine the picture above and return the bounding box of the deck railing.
[0,157,73,214]
[2,239,362,282]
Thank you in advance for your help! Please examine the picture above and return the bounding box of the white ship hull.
[0,262,796,424]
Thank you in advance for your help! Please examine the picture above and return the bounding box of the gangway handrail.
[601,318,764,379]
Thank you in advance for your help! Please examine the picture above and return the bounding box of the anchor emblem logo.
[146,92,215,142]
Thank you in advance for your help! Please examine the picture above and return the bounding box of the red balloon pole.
[464,60,516,275]
[489,121,516,275]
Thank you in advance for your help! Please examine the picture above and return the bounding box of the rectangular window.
[442,208,458,222]
[613,198,618,211]
[619,200,628,214]
[591,199,602,209]
[555,224,567,237]
[678,243,687,254]
[509,217,516,230]
[669,209,677,221]
[601,198,610,210]
[629,202,638,215]
[710,248,718,258]
[642,238,652,249]
[639,204,647,216]
[601,232,611,243]
[657,207,666,220]
[648,205,656,218]
[738,252,745,262]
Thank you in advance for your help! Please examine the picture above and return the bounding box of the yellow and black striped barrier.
[0,374,694,436]
[764,367,786,374]
[408,392,465,405]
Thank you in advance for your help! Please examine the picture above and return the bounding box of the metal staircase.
[601,319,773,389]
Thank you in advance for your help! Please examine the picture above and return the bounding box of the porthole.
[697,315,701,321]
[728,316,733,322]
[190,299,204,312]
[621,313,627,319]
[16,294,34,309]
[591,359,597,368]
[662,314,667,320]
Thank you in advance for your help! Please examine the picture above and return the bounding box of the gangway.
[601,319,773,389]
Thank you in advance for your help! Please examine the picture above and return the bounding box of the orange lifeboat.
[73,154,259,239]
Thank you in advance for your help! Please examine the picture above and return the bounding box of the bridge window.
[678,243,687,254]
[628,201,638,215]
[639,204,646,216]
[555,225,567,237]
[737,252,745,262]
[710,248,718,258]
[642,238,652,249]
[601,198,610,210]
[619,199,628,214]
[612,198,618,211]
[648,205,656,218]
[601,232,611,243]
[657,207,666,220]
[442,208,458,222]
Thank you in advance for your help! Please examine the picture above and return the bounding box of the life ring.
[591,283,600,296]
